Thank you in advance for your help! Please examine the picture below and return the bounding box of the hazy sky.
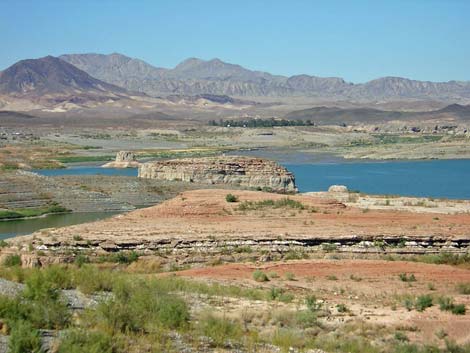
[1,0,469,83]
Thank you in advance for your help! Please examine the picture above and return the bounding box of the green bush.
[336,303,348,313]
[399,273,417,282]
[451,304,466,315]
[3,254,22,267]
[74,254,90,267]
[306,295,322,312]
[415,295,433,312]
[72,265,117,294]
[57,329,119,353]
[197,312,242,347]
[8,320,43,353]
[456,283,470,295]
[438,296,454,311]
[22,270,70,329]
[109,251,139,264]
[271,328,306,352]
[253,270,269,282]
[0,240,8,248]
[225,194,238,202]
[238,198,305,211]
[93,279,189,334]
[394,331,409,342]
[284,272,296,281]
[437,297,466,315]
[295,310,318,328]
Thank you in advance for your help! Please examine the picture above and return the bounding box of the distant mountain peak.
[0,55,127,97]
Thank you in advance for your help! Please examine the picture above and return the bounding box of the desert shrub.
[399,273,416,282]
[283,250,308,260]
[238,198,305,211]
[111,251,139,264]
[93,279,189,334]
[451,304,466,315]
[404,298,414,311]
[126,257,162,273]
[3,254,22,267]
[72,265,117,294]
[417,253,470,266]
[284,272,295,281]
[279,292,294,303]
[456,283,470,295]
[268,271,279,278]
[197,312,243,347]
[0,240,8,248]
[42,265,74,289]
[326,275,338,281]
[437,296,466,315]
[0,295,23,325]
[415,295,433,312]
[74,254,90,267]
[57,329,119,353]
[315,335,380,353]
[8,320,43,353]
[225,194,238,202]
[268,287,283,300]
[295,310,318,328]
[336,303,348,313]
[394,331,409,342]
[22,270,70,329]
[322,243,338,252]
[253,270,269,282]
[438,296,454,311]
[350,274,363,282]
[306,295,323,312]
[271,328,306,352]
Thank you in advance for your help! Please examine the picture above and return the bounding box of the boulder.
[102,151,140,168]
[328,185,348,193]
[138,156,297,193]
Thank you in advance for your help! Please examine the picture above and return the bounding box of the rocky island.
[138,155,297,193]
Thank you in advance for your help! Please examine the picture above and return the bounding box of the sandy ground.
[12,189,470,246]
[175,259,470,345]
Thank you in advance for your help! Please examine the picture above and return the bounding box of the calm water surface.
[286,160,470,199]
[35,166,138,177]
[0,211,119,240]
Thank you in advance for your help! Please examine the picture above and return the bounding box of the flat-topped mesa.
[138,156,297,193]
[102,151,140,168]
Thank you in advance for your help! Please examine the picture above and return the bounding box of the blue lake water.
[0,211,120,240]
[286,159,470,199]
[35,166,138,177]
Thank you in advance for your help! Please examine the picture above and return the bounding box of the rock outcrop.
[328,185,348,193]
[102,151,140,168]
[138,156,297,193]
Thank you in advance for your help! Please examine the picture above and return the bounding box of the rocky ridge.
[60,53,470,102]
[138,156,297,193]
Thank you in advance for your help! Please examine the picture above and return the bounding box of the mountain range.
[1,53,470,114]
[58,53,470,102]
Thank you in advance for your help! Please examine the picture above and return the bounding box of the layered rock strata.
[138,156,297,193]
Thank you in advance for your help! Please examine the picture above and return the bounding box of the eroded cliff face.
[138,156,297,193]
[102,151,140,168]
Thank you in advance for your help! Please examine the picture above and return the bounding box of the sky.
[1,0,469,83]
